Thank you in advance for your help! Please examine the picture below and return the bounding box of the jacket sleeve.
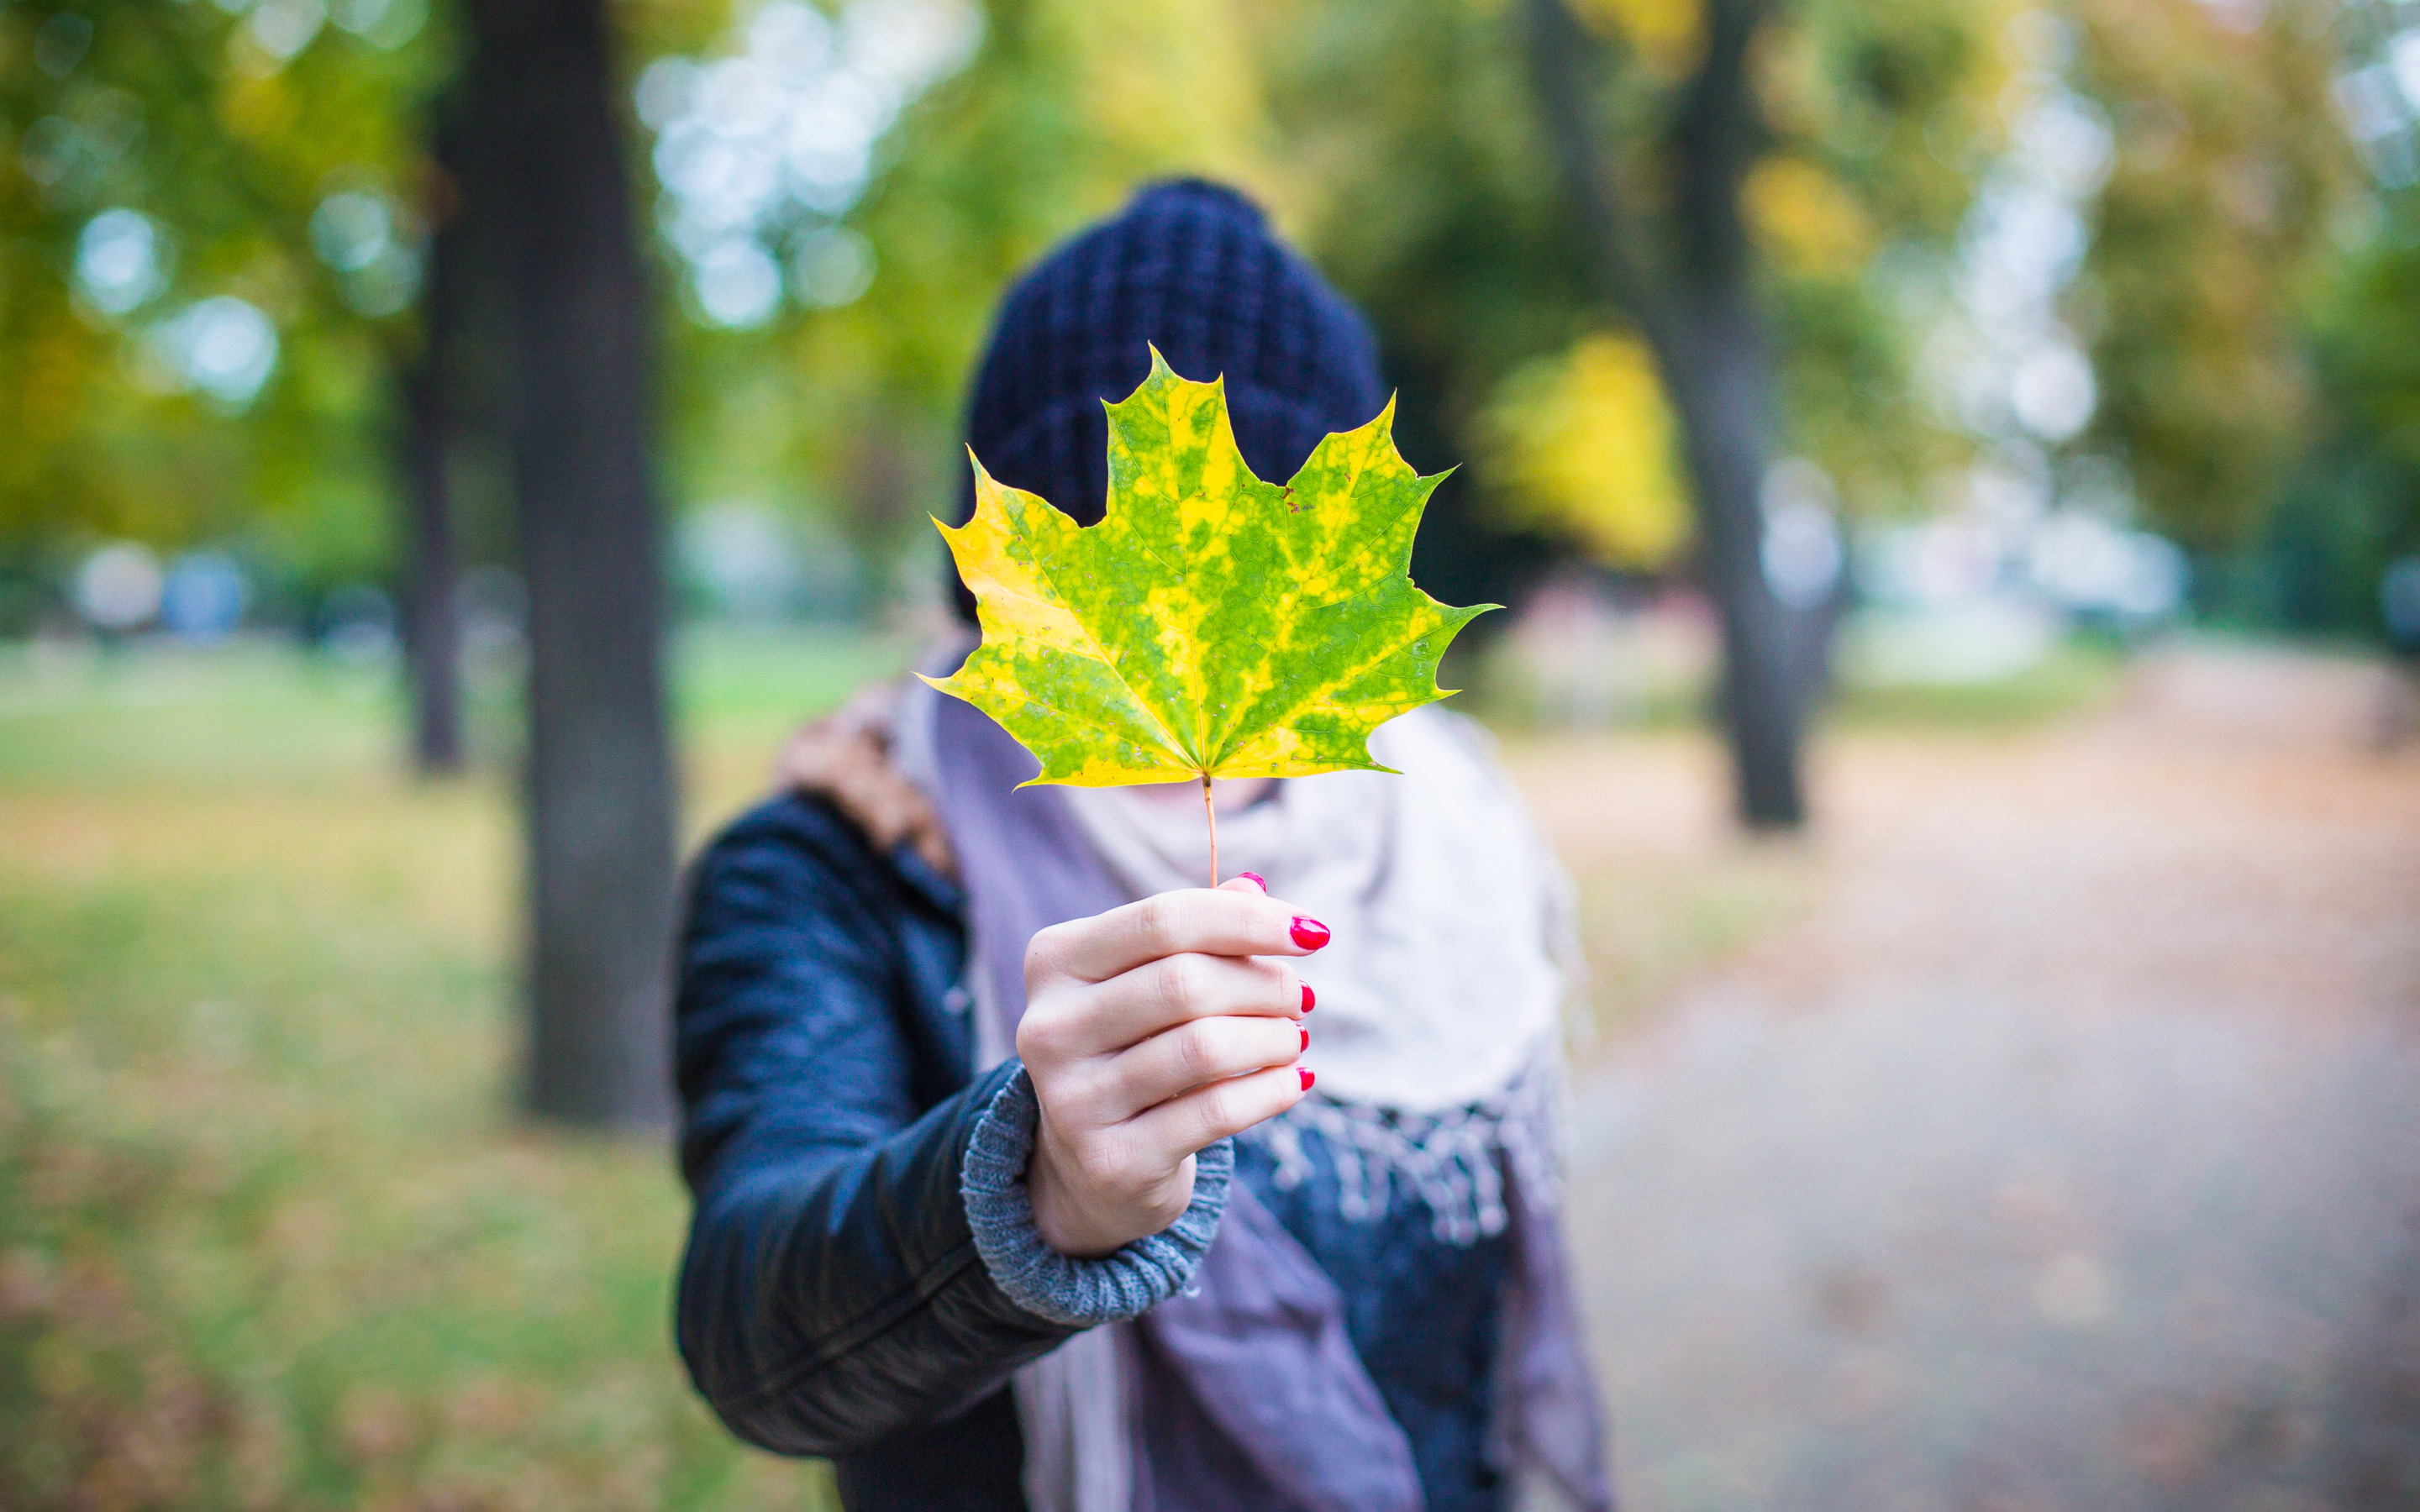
[670,798,1225,1457]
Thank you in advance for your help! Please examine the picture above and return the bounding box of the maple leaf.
[924,349,1494,812]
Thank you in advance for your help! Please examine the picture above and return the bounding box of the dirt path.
[1542,648,2420,1512]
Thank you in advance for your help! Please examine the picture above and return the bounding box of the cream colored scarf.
[897,681,1586,1512]
[1060,705,1573,1115]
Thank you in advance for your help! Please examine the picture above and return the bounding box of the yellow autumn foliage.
[1567,0,1703,76]
[1744,158,1874,276]
[1075,0,1272,197]
[1481,334,1691,570]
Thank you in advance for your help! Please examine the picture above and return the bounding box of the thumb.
[1218,872,1268,895]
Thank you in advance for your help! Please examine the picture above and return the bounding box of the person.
[673,179,1614,1512]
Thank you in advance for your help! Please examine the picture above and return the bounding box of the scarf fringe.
[1243,1057,1565,1246]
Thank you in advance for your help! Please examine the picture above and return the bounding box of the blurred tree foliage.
[639,0,1281,579]
[1249,0,2008,577]
[0,0,446,608]
[1244,0,2018,825]
[2070,0,2354,553]
[2263,197,2420,634]
[0,0,2399,640]
[1478,333,1691,568]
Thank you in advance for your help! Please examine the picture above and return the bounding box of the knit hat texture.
[950,178,1386,618]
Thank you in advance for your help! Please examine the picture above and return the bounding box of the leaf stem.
[1202,771,1218,889]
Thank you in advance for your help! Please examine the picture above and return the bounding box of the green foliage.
[2317,215,2420,483]
[2255,203,2420,635]
[1252,0,1589,414]
[1722,0,2010,508]
[0,0,2392,633]
[0,0,450,594]
[639,0,1281,568]
[2070,0,2354,550]
[1252,0,2006,564]
[932,353,1486,784]
[1777,0,2011,244]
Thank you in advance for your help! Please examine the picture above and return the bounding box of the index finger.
[1029,888,1329,986]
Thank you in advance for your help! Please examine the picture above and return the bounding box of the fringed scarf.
[892,666,1615,1512]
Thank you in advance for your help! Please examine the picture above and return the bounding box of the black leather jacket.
[672,793,1065,1508]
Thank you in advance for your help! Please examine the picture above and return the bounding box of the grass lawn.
[0,629,913,1512]
[0,626,2123,1509]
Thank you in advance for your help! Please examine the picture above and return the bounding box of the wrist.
[1027,1114,1194,1258]
[1028,1116,1120,1258]
[960,1064,1234,1328]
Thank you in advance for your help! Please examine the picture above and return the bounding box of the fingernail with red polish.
[1290,916,1330,950]
[1238,871,1266,891]
[1300,1027,1310,1052]
[1300,983,1316,1013]
[1298,1067,1316,1092]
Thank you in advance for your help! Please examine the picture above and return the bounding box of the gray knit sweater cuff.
[961,1062,1232,1327]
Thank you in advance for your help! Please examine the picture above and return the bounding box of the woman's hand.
[1017,875,1325,1258]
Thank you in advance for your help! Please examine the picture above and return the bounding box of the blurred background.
[3,0,2418,1506]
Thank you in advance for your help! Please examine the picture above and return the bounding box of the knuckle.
[1072,1143,1121,1192]
[1192,1083,1239,1142]
[1064,1064,1122,1124]
[1134,895,1181,958]
[1169,1020,1218,1082]
[1160,953,1205,1019]
[1079,1137,1145,1194]
[1024,926,1067,983]
[1015,1007,1071,1066]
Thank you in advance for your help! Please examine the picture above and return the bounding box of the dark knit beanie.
[949,178,1386,621]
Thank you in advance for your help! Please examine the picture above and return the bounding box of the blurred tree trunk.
[399,358,462,775]
[398,123,466,780]
[1525,0,1817,828]
[463,0,677,1128]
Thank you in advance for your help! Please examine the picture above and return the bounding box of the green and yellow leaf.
[925,349,1493,786]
